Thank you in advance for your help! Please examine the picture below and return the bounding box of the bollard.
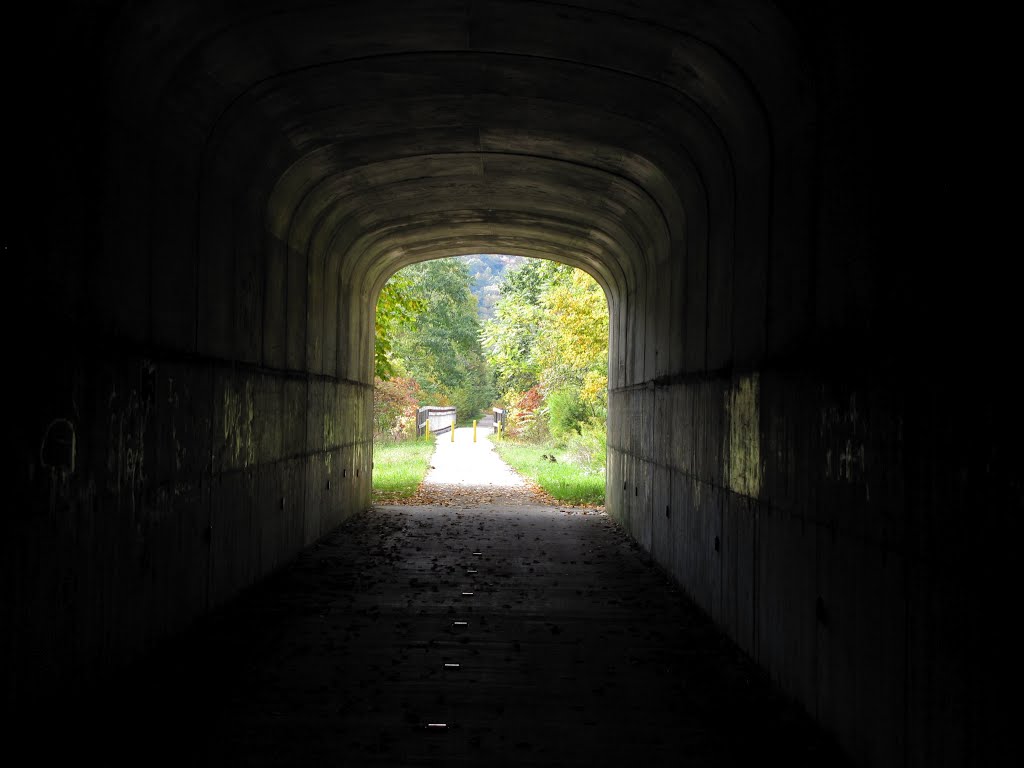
[472,420,477,442]
[451,416,455,442]
[425,419,430,442]
[497,421,502,440]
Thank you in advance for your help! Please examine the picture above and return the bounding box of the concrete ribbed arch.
[268,152,658,376]
[116,6,806,591]
[125,2,790,389]
[347,213,638,384]
[104,0,812,650]
[195,88,739,388]
[330,158,666,346]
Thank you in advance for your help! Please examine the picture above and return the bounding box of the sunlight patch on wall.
[726,374,762,498]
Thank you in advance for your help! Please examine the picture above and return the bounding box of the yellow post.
[473,420,477,442]
[451,416,455,442]
[425,418,430,442]
[497,421,502,440]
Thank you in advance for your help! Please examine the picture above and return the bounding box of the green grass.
[372,440,435,502]
[490,438,605,506]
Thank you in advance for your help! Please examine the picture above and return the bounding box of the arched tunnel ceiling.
[101,0,811,379]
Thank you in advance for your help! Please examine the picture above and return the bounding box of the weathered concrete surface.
[14,504,848,767]
[4,3,1015,767]
[6,357,372,701]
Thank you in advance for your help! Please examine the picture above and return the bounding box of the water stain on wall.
[323,412,337,471]
[222,379,254,469]
[106,364,154,517]
[822,392,867,486]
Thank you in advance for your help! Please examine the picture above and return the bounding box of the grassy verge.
[372,440,435,502]
[490,438,605,506]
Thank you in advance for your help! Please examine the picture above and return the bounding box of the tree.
[480,259,552,396]
[375,273,425,380]
[480,295,542,396]
[391,259,495,422]
[483,259,609,441]
[534,266,609,416]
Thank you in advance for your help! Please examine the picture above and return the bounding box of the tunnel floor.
[25,501,849,767]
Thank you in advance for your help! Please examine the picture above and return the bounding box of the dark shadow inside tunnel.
[5,3,1012,766]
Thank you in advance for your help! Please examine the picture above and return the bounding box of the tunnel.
[3,2,1014,766]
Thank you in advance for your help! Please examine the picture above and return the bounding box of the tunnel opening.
[370,252,611,509]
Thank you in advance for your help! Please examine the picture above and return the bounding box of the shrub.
[564,418,607,473]
[504,385,548,442]
[547,388,589,441]
[373,376,421,441]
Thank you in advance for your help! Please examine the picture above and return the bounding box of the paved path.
[413,427,548,506]
[425,427,525,490]
[23,502,849,767]
[16,432,847,765]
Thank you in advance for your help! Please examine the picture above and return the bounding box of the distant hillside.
[458,253,528,320]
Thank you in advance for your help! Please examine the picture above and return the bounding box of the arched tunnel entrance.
[4,3,1013,767]
[369,252,611,477]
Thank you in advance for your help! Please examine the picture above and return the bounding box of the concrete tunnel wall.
[3,3,1015,767]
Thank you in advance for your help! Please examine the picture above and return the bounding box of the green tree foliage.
[499,257,549,304]
[483,259,609,441]
[374,255,608,451]
[480,259,551,395]
[535,268,608,413]
[375,274,425,380]
[546,388,589,439]
[480,299,542,396]
[390,259,495,422]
